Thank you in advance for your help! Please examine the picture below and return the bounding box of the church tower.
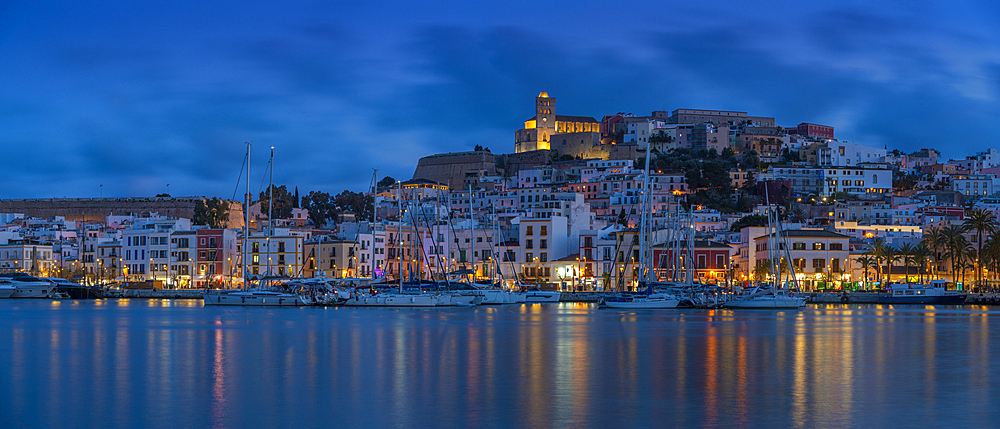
[535,92,556,150]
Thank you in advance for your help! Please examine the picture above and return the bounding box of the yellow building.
[515,92,599,153]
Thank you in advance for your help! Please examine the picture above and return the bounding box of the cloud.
[2,0,1000,198]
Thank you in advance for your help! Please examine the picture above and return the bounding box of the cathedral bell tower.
[535,92,556,150]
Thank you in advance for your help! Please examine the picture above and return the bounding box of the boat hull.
[603,298,680,309]
[10,282,53,298]
[344,294,439,307]
[525,291,561,302]
[724,297,806,309]
[878,295,967,305]
[58,286,104,299]
[203,292,303,306]
[0,287,13,299]
[480,290,510,304]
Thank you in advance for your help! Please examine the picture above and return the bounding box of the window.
[541,225,548,236]
[813,243,825,250]
[200,238,206,246]
[812,259,825,269]
[830,243,843,250]
[477,237,483,243]
[793,242,805,250]
[526,239,533,250]
[716,255,725,269]
[540,239,547,249]
[540,253,547,263]
[526,252,533,262]
[526,225,533,236]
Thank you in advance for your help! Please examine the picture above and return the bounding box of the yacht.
[344,291,439,307]
[879,280,967,304]
[523,287,561,302]
[0,279,14,298]
[0,273,55,298]
[723,287,806,309]
[602,292,680,309]
[204,289,305,306]
[44,277,104,299]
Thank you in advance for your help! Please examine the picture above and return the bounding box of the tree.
[334,190,374,221]
[378,176,397,188]
[964,208,997,289]
[259,185,295,220]
[294,187,300,208]
[913,244,932,284]
[302,191,337,228]
[941,225,970,285]
[730,214,768,232]
[155,193,171,198]
[859,255,875,289]
[922,228,944,280]
[193,197,230,228]
[899,242,916,282]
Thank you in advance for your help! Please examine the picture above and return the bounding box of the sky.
[1,0,998,199]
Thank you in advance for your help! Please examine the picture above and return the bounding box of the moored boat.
[879,280,967,304]
[602,292,680,309]
[0,279,14,299]
[0,273,55,298]
[44,277,105,299]
[523,288,560,302]
[203,289,304,306]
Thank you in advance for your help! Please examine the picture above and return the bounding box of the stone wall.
[0,197,245,228]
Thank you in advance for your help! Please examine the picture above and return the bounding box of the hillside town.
[4,92,1000,293]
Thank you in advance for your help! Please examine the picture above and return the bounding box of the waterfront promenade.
[3,300,1000,428]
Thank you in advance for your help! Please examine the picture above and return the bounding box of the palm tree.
[858,255,875,290]
[898,242,916,283]
[964,209,998,289]
[866,238,887,285]
[912,244,933,284]
[941,225,970,285]
[789,207,807,224]
[877,244,900,285]
[922,228,945,280]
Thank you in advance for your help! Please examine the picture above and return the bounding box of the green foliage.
[730,214,768,232]
[474,144,491,152]
[193,197,230,228]
[334,190,374,222]
[259,185,296,220]
[302,191,337,228]
[378,176,397,188]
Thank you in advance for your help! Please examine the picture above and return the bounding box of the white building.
[822,165,893,196]
[828,141,887,167]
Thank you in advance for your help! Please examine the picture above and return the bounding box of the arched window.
[872,174,877,184]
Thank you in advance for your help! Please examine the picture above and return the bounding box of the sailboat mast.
[372,169,378,282]
[469,184,474,283]
[397,181,402,292]
[267,147,273,278]
[244,142,251,291]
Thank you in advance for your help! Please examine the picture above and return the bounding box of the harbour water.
[3,300,1000,428]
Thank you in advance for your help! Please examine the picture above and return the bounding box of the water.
[2,300,1000,428]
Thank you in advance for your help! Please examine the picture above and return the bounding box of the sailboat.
[723,187,806,309]
[602,145,680,309]
[344,179,440,307]
[205,144,304,306]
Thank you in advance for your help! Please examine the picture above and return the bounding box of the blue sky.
[1,0,998,198]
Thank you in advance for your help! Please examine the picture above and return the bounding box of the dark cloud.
[1,0,998,198]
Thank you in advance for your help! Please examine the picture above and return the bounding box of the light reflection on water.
[4,302,1000,428]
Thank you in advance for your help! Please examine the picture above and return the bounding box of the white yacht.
[602,292,680,309]
[344,291,439,307]
[0,279,14,299]
[204,289,305,306]
[724,287,805,309]
[524,288,561,302]
[0,274,55,298]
